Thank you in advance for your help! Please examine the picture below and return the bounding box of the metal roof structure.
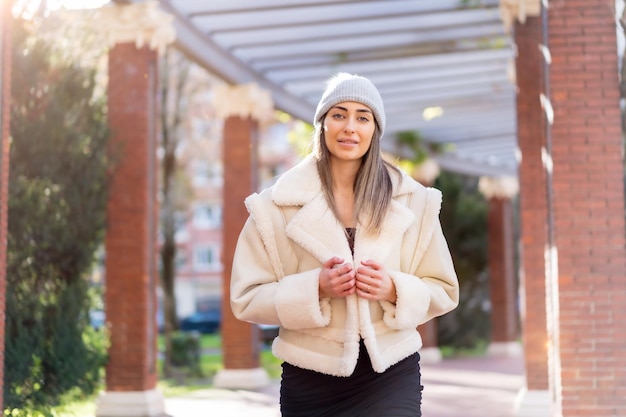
[120,0,518,177]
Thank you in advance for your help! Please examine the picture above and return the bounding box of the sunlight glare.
[13,0,110,19]
[422,106,443,122]
[11,0,40,18]
[49,0,111,10]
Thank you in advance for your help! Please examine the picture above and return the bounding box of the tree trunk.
[158,47,192,378]
[159,212,177,377]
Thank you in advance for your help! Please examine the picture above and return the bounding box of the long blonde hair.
[313,117,401,236]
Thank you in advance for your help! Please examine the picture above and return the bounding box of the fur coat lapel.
[271,155,417,266]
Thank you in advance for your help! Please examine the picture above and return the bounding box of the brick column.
[546,2,626,415]
[487,197,519,353]
[0,1,12,411]
[478,177,521,357]
[212,83,273,389]
[97,41,165,417]
[513,12,551,417]
[95,3,174,416]
[417,322,440,363]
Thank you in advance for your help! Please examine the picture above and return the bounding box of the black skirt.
[280,340,422,417]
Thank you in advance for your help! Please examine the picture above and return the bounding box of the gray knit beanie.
[313,73,385,136]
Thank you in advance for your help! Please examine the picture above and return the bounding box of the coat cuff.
[275,268,331,329]
[380,271,430,329]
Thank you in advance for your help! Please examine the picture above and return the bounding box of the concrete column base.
[95,388,167,417]
[418,346,442,364]
[514,388,551,417]
[487,341,523,357]
[213,367,270,390]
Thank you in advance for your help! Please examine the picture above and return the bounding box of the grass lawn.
[439,339,488,358]
[157,332,222,351]
[51,332,281,416]
[51,400,97,417]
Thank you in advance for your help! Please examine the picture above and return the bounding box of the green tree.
[435,171,491,349]
[4,17,109,415]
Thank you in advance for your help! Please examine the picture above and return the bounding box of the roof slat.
[134,0,520,176]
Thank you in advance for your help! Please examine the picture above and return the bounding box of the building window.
[193,245,222,272]
[192,204,222,229]
[174,211,189,242]
[192,161,223,187]
[192,161,211,186]
[175,251,187,269]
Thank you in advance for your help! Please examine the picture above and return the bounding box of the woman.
[230,73,459,416]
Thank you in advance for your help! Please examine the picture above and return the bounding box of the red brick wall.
[417,320,437,349]
[515,16,550,391]
[221,116,261,370]
[105,43,159,391]
[487,198,519,344]
[0,3,12,411]
[548,1,626,414]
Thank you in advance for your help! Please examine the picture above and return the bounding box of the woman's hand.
[319,256,356,298]
[356,259,397,303]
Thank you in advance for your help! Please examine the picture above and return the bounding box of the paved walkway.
[164,354,525,417]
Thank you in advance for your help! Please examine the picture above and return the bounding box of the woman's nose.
[344,117,356,132]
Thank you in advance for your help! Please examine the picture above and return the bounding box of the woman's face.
[322,101,376,163]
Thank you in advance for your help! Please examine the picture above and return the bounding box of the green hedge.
[4,18,109,416]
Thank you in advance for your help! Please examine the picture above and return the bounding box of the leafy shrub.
[3,18,109,415]
[170,332,202,377]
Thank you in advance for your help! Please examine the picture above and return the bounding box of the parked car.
[179,310,221,334]
[89,309,105,330]
[258,324,279,347]
[156,307,164,333]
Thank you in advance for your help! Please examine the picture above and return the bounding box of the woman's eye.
[331,113,344,119]
[358,116,370,122]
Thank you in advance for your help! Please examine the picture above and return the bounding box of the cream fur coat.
[230,155,459,377]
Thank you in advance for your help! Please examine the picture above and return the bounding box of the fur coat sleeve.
[230,189,332,329]
[230,156,458,332]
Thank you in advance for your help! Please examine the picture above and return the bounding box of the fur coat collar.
[265,154,424,270]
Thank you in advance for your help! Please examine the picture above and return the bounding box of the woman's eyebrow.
[331,105,373,114]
